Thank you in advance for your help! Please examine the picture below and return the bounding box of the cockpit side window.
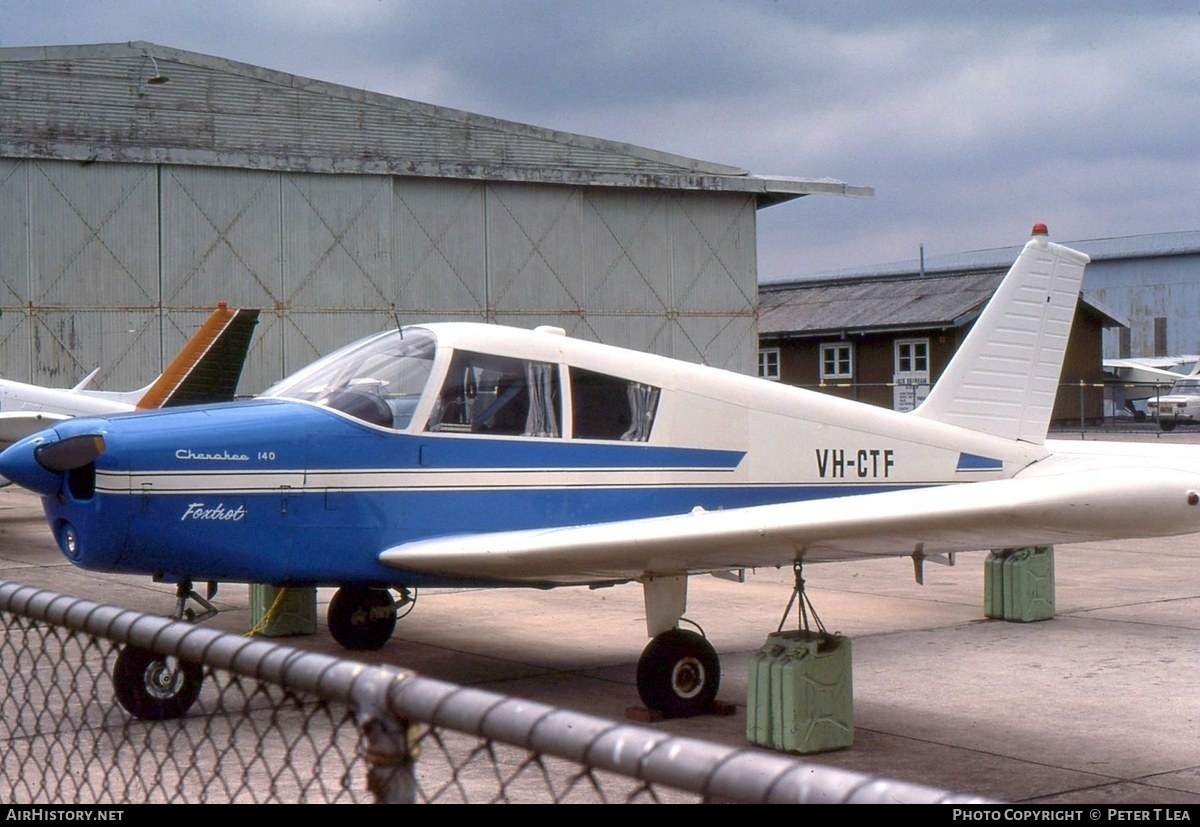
[426,350,561,437]
[570,367,659,441]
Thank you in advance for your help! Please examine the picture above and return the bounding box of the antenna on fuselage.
[391,304,404,339]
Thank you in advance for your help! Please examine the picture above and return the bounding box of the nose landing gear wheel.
[327,586,398,650]
[112,646,204,720]
[636,628,720,718]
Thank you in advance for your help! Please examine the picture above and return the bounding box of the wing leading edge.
[379,468,1200,586]
[0,411,71,448]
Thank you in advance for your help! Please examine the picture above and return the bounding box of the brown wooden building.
[757,267,1123,425]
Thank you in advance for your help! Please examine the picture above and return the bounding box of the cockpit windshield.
[262,328,436,429]
[1169,379,1200,395]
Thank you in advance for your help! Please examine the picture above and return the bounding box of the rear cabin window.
[427,350,561,437]
[570,368,659,441]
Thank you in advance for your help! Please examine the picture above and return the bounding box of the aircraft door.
[426,351,561,437]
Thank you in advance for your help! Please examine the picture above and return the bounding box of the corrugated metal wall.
[1085,254,1200,359]
[1,157,173,391]
[0,159,757,394]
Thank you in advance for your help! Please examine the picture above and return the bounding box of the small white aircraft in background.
[6,225,1200,721]
[0,303,259,449]
[1103,355,1200,423]
[1103,355,1199,384]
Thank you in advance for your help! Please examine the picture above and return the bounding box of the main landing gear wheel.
[636,628,720,718]
[328,586,398,650]
[1161,418,1177,432]
[112,646,204,720]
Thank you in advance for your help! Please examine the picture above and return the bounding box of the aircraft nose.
[0,432,106,496]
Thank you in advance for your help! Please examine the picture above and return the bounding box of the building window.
[819,343,853,379]
[758,348,780,381]
[895,339,929,373]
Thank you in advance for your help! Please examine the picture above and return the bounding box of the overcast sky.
[3,1,1198,280]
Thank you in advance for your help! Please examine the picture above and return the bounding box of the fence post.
[351,667,421,803]
[362,712,421,803]
[1078,381,1085,437]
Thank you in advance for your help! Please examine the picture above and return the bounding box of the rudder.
[911,225,1090,444]
[136,304,260,409]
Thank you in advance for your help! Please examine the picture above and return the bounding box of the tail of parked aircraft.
[911,225,1090,445]
[135,304,260,408]
[0,303,260,467]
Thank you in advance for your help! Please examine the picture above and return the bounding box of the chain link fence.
[0,580,989,804]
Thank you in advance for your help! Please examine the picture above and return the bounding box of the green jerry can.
[984,546,1055,622]
[249,585,318,636]
[745,630,853,754]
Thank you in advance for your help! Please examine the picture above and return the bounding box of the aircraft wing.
[0,411,72,485]
[0,411,71,451]
[379,467,1200,586]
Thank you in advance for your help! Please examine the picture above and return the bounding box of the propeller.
[34,435,106,472]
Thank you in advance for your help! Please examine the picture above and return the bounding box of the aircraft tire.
[1161,418,1177,432]
[327,586,397,650]
[112,646,204,720]
[636,628,720,718]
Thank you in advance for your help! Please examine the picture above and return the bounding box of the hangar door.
[1,159,758,394]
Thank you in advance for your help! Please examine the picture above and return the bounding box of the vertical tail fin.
[136,304,260,409]
[911,225,1090,444]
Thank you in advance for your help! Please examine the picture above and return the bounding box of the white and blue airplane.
[4,225,1200,721]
